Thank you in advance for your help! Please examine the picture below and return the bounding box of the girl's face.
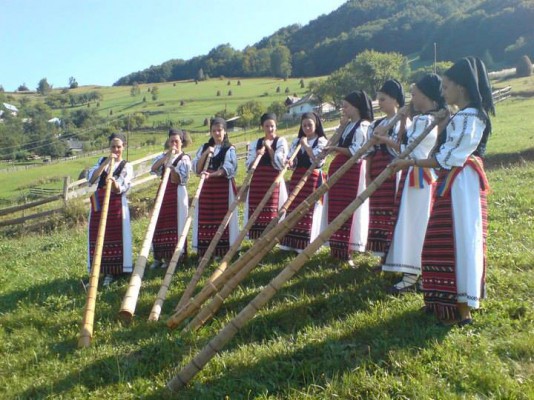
[110,138,124,158]
[168,134,182,151]
[377,92,398,114]
[210,123,226,144]
[410,85,426,112]
[301,117,316,138]
[442,76,463,107]
[341,100,359,120]
[262,119,277,138]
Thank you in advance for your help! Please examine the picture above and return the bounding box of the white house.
[286,93,336,119]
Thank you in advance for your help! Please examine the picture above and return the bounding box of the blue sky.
[0,0,346,91]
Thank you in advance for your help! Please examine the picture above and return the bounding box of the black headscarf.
[445,57,495,156]
[297,112,326,139]
[379,79,405,107]
[260,113,277,126]
[108,132,126,144]
[344,90,374,121]
[415,73,446,110]
[210,117,227,130]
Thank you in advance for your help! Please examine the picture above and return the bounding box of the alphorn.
[166,114,399,330]
[182,114,406,332]
[78,156,115,348]
[118,151,175,322]
[173,152,262,311]
[166,108,448,391]
[167,143,302,327]
[147,151,213,321]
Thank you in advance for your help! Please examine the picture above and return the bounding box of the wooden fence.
[0,86,511,229]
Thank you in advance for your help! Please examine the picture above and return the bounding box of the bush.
[516,55,533,77]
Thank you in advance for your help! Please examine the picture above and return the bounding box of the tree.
[267,101,287,119]
[197,68,205,81]
[270,45,292,78]
[37,78,52,95]
[236,100,264,128]
[17,83,29,92]
[516,55,533,77]
[69,77,79,89]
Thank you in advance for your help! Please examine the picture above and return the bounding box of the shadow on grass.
[485,147,534,169]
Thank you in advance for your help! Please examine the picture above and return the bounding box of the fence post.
[63,176,71,203]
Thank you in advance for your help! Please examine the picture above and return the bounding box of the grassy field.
[0,75,533,399]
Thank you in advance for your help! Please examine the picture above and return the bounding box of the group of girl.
[87,57,494,326]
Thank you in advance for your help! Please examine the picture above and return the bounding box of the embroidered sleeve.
[191,145,204,173]
[272,137,288,170]
[245,139,259,169]
[435,110,485,170]
[150,153,166,176]
[348,120,370,156]
[115,162,133,194]
[315,136,328,167]
[175,155,192,185]
[87,157,104,183]
[222,146,238,179]
[287,138,300,160]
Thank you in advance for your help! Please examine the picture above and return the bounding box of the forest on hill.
[114,0,534,85]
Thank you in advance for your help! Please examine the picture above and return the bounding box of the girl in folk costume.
[365,79,408,258]
[381,74,446,293]
[192,117,239,257]
[244,113,288,239]
[87,133,133,286]
[394,57,494,325]
[325,91,373,264]
[279,112,328,252]
[149,128,192,269]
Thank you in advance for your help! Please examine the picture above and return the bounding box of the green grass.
[0,76,533,399]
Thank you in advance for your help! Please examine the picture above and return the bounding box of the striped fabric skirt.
[247,164,282,239]
[89,190,127,276]
[327,154,362,260]
[421,165,488,321]
[280,168,324,251]
[195,175,233,257]
[152,180,187,261]
[366,151,401,254]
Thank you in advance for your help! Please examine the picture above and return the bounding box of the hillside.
[114,0,534,85]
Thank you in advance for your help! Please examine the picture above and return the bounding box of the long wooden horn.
[147,151,213,322]
[173,153,262,311]
[166,108,448,391]
[167,144,301,326]
[118,151,175,322]
[78,156,115,348]
[180,112,406,332]
[166,116,396,330]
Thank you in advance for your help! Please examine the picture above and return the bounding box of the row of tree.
[113,0,534,85]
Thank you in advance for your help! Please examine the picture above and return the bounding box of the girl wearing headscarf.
[365,79,408,257]
[87,133,133,286]
[393,58,494,326]
[244,113,288,239]
[325,90,373,264]
[192,118,239,257]
[279,112,328,252]
[382,74,446,293]
[149,128,192,269]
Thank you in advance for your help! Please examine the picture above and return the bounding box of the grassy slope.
[0,76,533,399]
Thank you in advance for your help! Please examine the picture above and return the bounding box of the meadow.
[0,75,533,399]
